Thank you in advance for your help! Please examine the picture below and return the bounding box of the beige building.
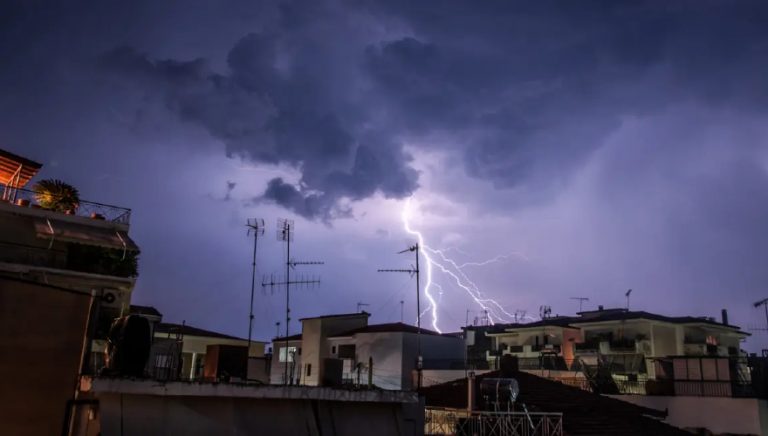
[271,312,466,390]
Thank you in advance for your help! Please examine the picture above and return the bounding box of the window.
[338,344,356,359]
[279,346,297,362]
[306,364,312,376]
[332,346,336,354]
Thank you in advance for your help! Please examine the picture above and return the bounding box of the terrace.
[2,184,131,225]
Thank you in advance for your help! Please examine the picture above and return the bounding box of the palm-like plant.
[33,179,80,212]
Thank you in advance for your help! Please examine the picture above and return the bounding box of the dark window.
[338,344,356,359]
[307,364,312,376]
[331,346,336,354]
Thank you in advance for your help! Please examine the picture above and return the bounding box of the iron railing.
[425,407,563,436]
[0,183,131,225]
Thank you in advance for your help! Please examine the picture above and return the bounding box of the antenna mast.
[625,289,633,310]
[379,243,422,388]
[264,218,324,385]
[754,298,768,332]
[571,297,589,312]
[245,218,264,361]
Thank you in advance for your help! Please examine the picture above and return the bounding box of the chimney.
[598,305,604,311]
[467,372,476,412]
[721,309,729,326]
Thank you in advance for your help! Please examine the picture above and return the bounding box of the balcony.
[1,184,131,225]
[0,240,139,278]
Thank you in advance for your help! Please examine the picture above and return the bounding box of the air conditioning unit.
[100,288,128,310]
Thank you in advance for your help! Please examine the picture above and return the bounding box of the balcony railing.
[425,407,563,436]
[1,184,131,225]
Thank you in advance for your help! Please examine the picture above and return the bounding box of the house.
[0,148,140,436]
[126,305,268,382]
[271,312,465,389]
[420,357,692,436]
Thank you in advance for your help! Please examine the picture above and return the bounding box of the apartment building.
[271,312,465,389]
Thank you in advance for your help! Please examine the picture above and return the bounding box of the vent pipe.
[721,309,729,326]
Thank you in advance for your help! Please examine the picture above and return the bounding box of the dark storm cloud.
[90,0,768,217]
[98,31,418,220]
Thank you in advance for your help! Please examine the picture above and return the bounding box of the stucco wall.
[0,277,92,436]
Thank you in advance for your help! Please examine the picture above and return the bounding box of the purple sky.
[2,1,768,351]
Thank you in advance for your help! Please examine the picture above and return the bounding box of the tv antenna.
[754,298,768,332]
[245,218,264,359]
[625,289,633,310]
[571,297,589,312]
[400,300,404,323]
[378,243,423,388]
[539,305,552,320]
[357,302,370,313]
[263,218,323,385]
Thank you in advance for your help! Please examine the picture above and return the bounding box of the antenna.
[275,321,281,339]
[400,300,404,323]
[754,298,768,332]
[539,305,552,320]
[571,297,589,312]
[357,302,370,313]
[245,218,265,361]
[625,289,633,310]
[264,218,324,385]
[378,243,423,388]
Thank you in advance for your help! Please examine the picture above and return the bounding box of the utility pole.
[263,218,323,385]
[245,218,264,365]
[379,243,422,389]
[571,297,589,312]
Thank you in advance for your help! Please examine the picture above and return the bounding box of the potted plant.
[33,179,80,213]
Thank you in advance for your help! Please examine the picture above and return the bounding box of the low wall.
[77,379,424,436]
[607,394,768,435]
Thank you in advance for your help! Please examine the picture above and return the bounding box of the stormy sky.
[2,1,768,350]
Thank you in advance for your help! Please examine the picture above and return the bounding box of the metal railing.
[0,183,131,224]
[425,407,563,436]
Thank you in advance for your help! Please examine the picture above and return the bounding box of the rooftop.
[420,370,690,436]
[129,304,163,318]
[273,333,303,342]
[299,312,371,321]
[487,308,748,335]
[330,322,444,338]
[156,322,263,343]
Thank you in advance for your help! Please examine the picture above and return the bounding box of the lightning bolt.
[401,198,530,332]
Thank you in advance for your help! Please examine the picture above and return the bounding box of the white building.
[271,313,465,390]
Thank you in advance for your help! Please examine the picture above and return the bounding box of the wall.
[89,389,423,436]
[270,340,302,384]
[403,333,465,390]
[0,277,92,436]
[301,315,369,386]
[608,395,768,435]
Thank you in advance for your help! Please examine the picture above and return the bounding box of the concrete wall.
[85,384,423,436]
[0,277,92,436]
[608,395,768,435]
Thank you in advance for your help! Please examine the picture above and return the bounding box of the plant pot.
[15,199,30,207]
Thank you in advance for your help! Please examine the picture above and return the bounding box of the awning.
[34,218,139,251]
[0,148,42,188]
